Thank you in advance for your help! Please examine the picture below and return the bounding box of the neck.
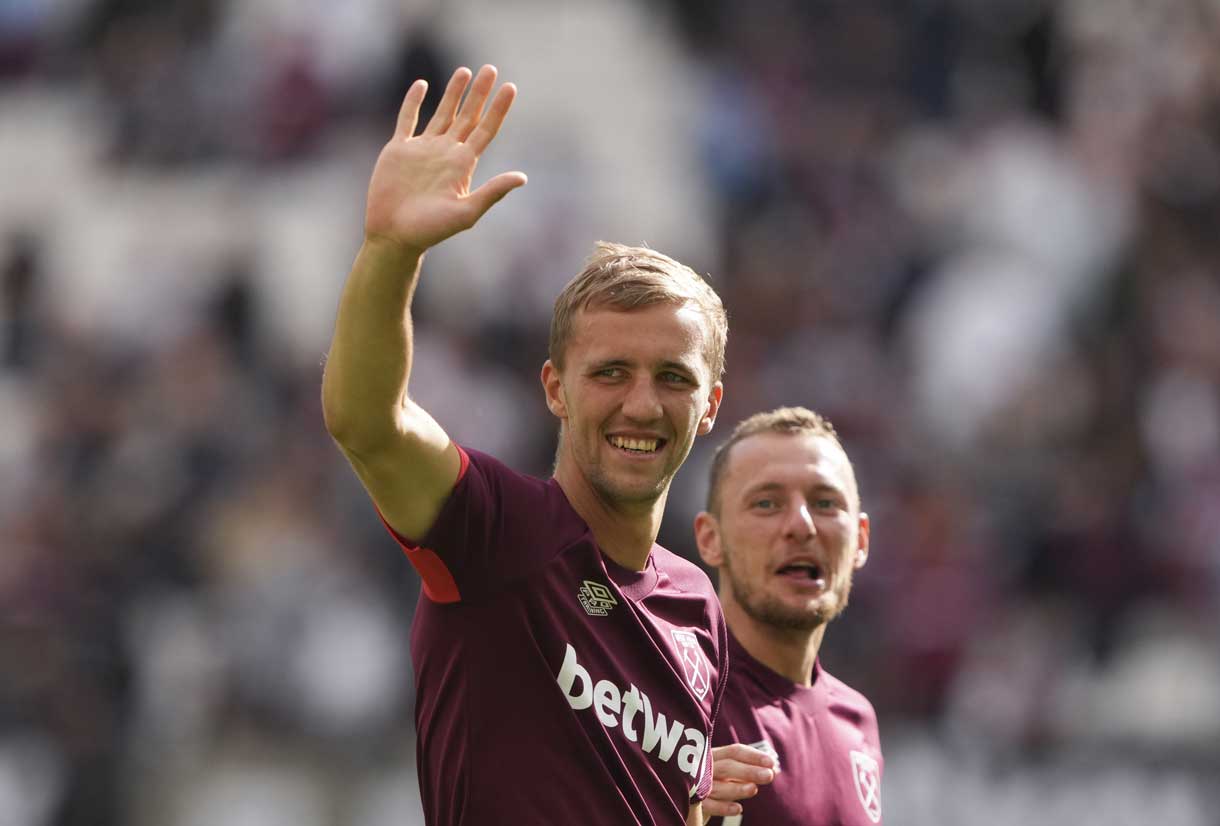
[722,596,826,687]
[554,459,667,572]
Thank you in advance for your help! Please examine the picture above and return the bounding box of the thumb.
[466,171,528,221]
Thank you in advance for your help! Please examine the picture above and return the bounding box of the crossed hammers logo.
[850,749,882,823]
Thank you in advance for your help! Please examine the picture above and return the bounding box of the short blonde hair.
[706,406,851,513]
[549,242,728,381]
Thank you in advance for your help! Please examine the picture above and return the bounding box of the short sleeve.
[379,446,583,603]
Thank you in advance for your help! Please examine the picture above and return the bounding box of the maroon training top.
[708,632,884,826]
[385,447,729,826]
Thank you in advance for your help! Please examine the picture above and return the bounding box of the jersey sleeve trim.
[697,606,732,800]
[376,444,471,604]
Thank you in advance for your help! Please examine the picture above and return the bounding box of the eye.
[659,371,691,385]
[751,498,778,511]
[813,497,842,512]
[594,367,626,379]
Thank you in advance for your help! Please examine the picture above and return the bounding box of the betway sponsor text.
[556,643,708,782]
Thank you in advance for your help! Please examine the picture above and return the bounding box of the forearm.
[322,238,424,453]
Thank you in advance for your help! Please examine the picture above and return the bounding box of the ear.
[693,511,725,568]
[541,359,567,419]
[696,381,724,436]
[854,512,871,570]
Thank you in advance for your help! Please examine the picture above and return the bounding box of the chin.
[775,591,850,630]
[808,595,847,622]
[592,472,668,506]
[741,598,827,632]
[772,611,827,633]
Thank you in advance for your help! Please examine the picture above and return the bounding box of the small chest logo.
[577,580,618,616]
[670,629,712,700]
[850,749,882,823]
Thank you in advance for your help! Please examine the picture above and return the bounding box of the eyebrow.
[589,358,699,376]
[740,480,846,500]
[658,360,699,377]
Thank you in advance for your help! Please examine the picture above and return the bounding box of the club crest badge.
[850,749,882,823]
[670,629,711,700]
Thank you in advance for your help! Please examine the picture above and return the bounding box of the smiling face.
[696,430,869,631]
[541,302,723,508]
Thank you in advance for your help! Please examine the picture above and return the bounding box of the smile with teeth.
[608,435,662,453]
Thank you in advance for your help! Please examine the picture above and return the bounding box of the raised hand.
[364,65,527,255]
[702,744,777,819]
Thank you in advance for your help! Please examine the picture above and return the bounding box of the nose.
[621,374,663,422]
[784,500,815,542]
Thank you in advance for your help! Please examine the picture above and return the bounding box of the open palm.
[364,65,527,254]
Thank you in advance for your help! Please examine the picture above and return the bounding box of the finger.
[394,79,428,138]
[714,761,775,785]
[711,780,758,802]
[713,743,776,769]
[464,170,527,223]
[466,82,518,155]
[423,67,473,135]
[453,64,498,142]
[701,799,743,818]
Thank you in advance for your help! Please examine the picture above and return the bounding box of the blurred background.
[2,0,1219,824]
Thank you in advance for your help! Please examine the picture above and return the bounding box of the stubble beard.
[722,547,851,632]
[588,461,670,507]
[585,430,686,508]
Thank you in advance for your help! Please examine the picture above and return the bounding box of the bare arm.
[322,65,526,540]
[687,801,703,826]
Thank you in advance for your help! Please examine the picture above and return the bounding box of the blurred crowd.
[2,1,1218,824]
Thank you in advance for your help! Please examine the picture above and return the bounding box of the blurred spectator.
[1,0,1218,824]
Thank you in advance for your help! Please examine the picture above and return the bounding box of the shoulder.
[460,447,578,517]
[820,666,880,731]
[820,666,874,712]
[408,447,591,601]
[462,447,551,495]
[650,545,718,598]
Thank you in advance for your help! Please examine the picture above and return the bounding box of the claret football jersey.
[383,446,729,826]
[708,633,884,826]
